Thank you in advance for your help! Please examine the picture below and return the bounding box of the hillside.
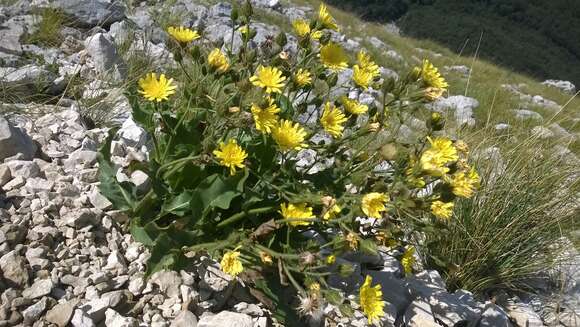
[327,0,580,87]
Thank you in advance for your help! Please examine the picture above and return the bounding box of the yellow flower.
[326,255,336,265]
[293,19,311,37]
[320,102,347,138]
[239,25,250,37]
[208,48,230,73]
[357,50,380,78]
[221,248,243,277]
[271,120,308,151]
[213,139,248,175]
[341,96,368,115]
[259,251,273,265]
[431,201,454,220]
[318,3,339,31]
[420,137,458,176]
[353,65,373,89]
[346,232,358,250]
[294,68,312,87]
[401,246,415,274]
[449,167,480,198]
[319,43,348,71]
[250,66,287,94]
[362,192,389,219]
[309,282,321,293]
[421,59,448,90]
[138,73,177,102]
[251,98,280,133]
[167,26,200,43]
[359,275,385,324]
[323,204,341,220]
[280,202,315,227]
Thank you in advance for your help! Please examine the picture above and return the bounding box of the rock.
[251,0,281,10]
[105,308,139,327]
[0,64,58,95]
[479,302,513,327]
[444,65,470,76]
[63,208,101,228]
[531,126,554,139]
[367,36,388,50]
[542,79,576,94]
[46,299,80,327]
[151,270,182,298]
[513,109,543,122]
[197,311,252,327]
[0,15,36,55]
[88,189,113,210]
[403,300,440,327]
[118,117,147,148]
[0,116,37,161]
[4,160,40,179]
[22,296,50,323]
[51,0,126,28]
[170,310,198,327]
[208,2,232,18]
[364,269,412,314]
[0,164,12,187]
[0,250,29,288]
[429,290,483,326]
[24,177,55,193]
[81,297,113,323]
[84,33,127,81]
[495,123,510,133]
[130,170,150,193]
[429,95,479,127]
[23,278,53,299]
[71,309,96,327]
[506,301,543,327]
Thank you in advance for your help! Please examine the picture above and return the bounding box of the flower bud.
[275,31,287,47]
[455,140,469,154]
[410,66,421,81]
[326,73,338,87]
[338,263,355,277]
[228,106,240,113]
[242,0,253,17]
[231,5,239,21]
[428,111,445,131]
[380,143,398,161]
[259,251,273,265]
[326,254,336,265]
[345,233,358,250]
[300,252,317,265]
[359,239,378,256]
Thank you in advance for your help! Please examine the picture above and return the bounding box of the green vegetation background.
[326,0,580,87]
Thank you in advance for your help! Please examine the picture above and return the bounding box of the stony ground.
[0,0,578,326]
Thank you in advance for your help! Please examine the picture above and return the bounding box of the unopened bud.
[300,252,317,265]
[228,106,240,113]
[380,143,398,161]
[367,122,380,132]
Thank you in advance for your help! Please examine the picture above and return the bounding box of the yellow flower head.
[362,192,389,219]
[239,25,250,37]
[208,48,230,73]
[341,96,368,115]
[353,65,374,89]
[250,66,287,94]
[401,246,415,274]
[449,167,480,198]
[323,204,341,220]
[431,201,454,220]
[294,68,312,87]
[293,19,311,37]
[319,43,348,71]
[320,102,347,138]
[271,120,308,151]
[221,248,243,276]
[346,232,358,250]
[280,202,315,227]
[420,137,458,176]
[138,73,177,102]
[251,98,280,134]
[357,50,380,78]
[167,26,200,43]
[326,255,336,265]
[213,139,248,175]
[359,275,385,324]
[318,3,339,31]
[421,59,448,90]
[259,251,273,265]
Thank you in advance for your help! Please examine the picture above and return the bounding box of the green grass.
[23,8,66,48]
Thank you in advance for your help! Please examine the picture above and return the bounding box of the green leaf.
[278,94,295,116]
[253,276,301,325]
[145,232,182,276]
[163,191,192,216]
[190,171,249,221]
[359,239,379,256]
[339,304,355,317]
[323,289,344,306]
[97,128,137,211]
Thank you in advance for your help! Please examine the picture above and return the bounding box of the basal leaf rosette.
[98,2,479,325]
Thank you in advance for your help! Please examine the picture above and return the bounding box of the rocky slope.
[0,0,578,326]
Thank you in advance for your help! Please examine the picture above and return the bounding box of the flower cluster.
[103,2,480,325]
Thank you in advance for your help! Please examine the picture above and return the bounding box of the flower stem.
[217,206,276,228]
